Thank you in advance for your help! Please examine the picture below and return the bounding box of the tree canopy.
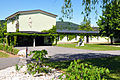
[97,0,120,44]
[62,0,119,20]
[78,19,94,31]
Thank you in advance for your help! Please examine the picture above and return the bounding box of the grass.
[57,43,120,51]
[44,56,120,80]
[0,52,9,58]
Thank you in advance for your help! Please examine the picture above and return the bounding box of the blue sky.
[0,0,102,27]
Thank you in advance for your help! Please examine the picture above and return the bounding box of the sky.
[0,0,102,27]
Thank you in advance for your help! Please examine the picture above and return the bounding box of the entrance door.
[86,35,89,43]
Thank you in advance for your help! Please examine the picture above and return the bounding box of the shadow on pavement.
[49,53,118,61]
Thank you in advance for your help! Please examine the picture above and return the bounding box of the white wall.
[57,36,110,44]
[19,12,56,32]
[57,36,80,43]
[88,36,110,43]
[7,19,17,32]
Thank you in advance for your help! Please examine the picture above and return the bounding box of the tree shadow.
[98,43,120,46]
[49,53,117,61]
[46,53,120,80]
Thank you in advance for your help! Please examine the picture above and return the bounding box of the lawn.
[57,43,120,51]
[44,56,120,80]
[0,52,9,58]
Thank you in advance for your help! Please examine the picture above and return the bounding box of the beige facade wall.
[57,36,110,44]
[87,36,110,43]
[19,12,56,32]
[7,19,17,32]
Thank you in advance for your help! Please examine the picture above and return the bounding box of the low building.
[5,9,57,47]
[57,30,110,44]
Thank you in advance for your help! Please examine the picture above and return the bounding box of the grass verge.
[0,52,9,58]
[57,43,120,51]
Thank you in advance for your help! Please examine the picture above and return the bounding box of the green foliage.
[7,45,13,53]
[13,48,19,55]
[42,25,56,33]
[97,0,120,44]
[62,0,118,21]
[0,52,9,58]
[0,44,4,50]
[0,20,7,43]
[16,64,23,71]
[59,59,110,80]
[56,21,79,30]
[27,50,50,75]
[14,36,17,46]
[57,43,120,51]
[67,34,76,41]
[0,43,19,55]
[4,44,8,51]
[4,32,58,37]
[78,19,94,31]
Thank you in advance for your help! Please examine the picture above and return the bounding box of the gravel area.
[0,65,63,80]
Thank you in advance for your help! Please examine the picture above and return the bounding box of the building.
[5,9,57,47]
[57,30,110,44]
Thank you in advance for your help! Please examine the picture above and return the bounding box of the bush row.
[0,43,19,55]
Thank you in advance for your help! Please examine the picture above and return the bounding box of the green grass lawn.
[57,43,120,51]
[0,52,9,58]
[44,56,120,80]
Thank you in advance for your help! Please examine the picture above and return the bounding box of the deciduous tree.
[97,0,120,44]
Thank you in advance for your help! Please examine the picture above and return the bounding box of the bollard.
[26,47,28,58]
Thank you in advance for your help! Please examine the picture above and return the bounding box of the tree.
[78,18,94,31]
[62,0,119,20]
[0,20,7,43]
[97,0,120,44]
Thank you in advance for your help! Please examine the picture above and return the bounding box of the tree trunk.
[110,37,113,44]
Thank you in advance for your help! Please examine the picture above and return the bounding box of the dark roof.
[6,9,57,20]
[57,30,99,34]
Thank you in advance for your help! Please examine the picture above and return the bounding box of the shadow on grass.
[98,43,120,46]
[44,53,120,80]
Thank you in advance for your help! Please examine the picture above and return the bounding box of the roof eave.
[5,10,57,20]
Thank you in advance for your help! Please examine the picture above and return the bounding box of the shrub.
[8,46,13,53]
[13,48,19,55]
[27,50,50,75]
[59,59,110,80]
[4,44,8,52]
[0,43,19,55]
[0,44,4,50]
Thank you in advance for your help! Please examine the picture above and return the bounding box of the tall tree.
[0,20,7,43]
[97,0,120,44]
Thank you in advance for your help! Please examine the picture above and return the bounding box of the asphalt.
[0,46,120,70]
[15,46,120,61]
[0,57,20,70]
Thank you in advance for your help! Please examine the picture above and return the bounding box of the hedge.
[0,43,19,55]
